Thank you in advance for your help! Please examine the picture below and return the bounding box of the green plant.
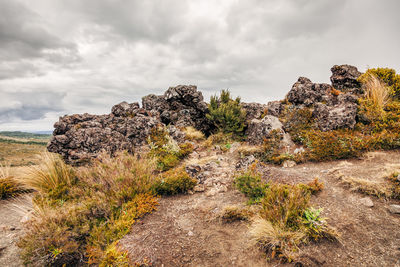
[234,168,268,203]
[302,207,337,241]
[207,90,247,137]
[153,167,197,195]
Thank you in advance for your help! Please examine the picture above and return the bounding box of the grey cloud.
[0,90,66,122]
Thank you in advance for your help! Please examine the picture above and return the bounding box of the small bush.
[183,126,205,141]
[302,207,338,241]
[207,90,247,137]
[153,167,197,195]
[148,126,193,171]
[299,178,324,195]
[234,168,268,203]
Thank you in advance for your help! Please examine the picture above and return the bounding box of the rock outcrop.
[142,85,213,134]
[330,64,362,91]
[246,115,284,145]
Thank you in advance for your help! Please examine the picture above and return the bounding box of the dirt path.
[0,195,32,267]
[121,149,400,267]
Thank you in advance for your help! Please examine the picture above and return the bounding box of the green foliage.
[234,168,268,203]
[358,68,400,99]
[153,167,197,195]
[207,90,247,136]
[148,126,193,171]
[302,207,336,241]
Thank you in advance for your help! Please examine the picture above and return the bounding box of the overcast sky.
[0,0,399,131]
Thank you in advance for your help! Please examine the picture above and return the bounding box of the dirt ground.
[120,149,400,267]
[0,195,32,267]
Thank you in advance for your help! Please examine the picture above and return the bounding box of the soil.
[120,149,400,267]
[0,195,32,267]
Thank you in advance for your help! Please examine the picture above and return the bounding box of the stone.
[187,231,194,236]
[294,147,305,154]
[360,197,374,207]
[388,204,400,214]
[205,188,218,197]
[287,77,332,106]
[236,155,256,170]
[313,102,357,131]
[246,115,284,145]
[265,101,283,117]
[241,102,267,122]
[185,164,202,178]
[193,184,205,192]
[282,160,296,168]
[330,64,362,90]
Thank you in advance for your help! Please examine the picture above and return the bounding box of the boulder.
[241,102,267,121]
[330,64,362,90]
[246,115,284,145]
[142,85,214,134]
[313,101,357,131]
[265,101,283,117]
[287,77,332,106]
[388,204,400,214]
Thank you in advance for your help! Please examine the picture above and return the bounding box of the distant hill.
[0,131,51,140]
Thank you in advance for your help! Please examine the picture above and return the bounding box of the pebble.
[360,197,374,207]
[193,184,205,192]
[388,204,400,214]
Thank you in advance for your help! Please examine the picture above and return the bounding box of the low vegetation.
[234,167,268,203]
[207,90,247,137]
[17,151,195,266]
[0,165,24,199]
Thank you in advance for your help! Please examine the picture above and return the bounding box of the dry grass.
[339,174,392,198]
[220,205,255,223]
[183,126,205,141]
[249,216,306,261]
[363,73,390,110]
[0,164,24,199]
[19,152,75,194]
[236,144,264,156]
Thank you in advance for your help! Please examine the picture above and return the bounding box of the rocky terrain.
[48,64,361,164]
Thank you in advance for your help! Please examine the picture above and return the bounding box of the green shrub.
[148,127,193,171]
[234,168,268,203]
[358,68,400,99]
[206,90,247,137]
[153,168,197,195]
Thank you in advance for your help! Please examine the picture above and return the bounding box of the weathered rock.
[265,101,283,117]
[236,155,256,170]
[185,164,202,178]
[111,101,140,117]
[330,64,362,90]
[142,85,214,134]
[287,77,332,106]
[241,102,267,121]
[313,101,357,131]
[388,204,400,214]
[246,115,284,145]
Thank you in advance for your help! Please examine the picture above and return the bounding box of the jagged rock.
[236,155,256,170]
[287,77,332,106]
[246,115,284,145]
[330,64,362,90]
[241,102,267,121]
[185,164,202,178]
[142,85,213,134]
[111,101,140,117]
[313,102,357,131]
[265,101,283,117]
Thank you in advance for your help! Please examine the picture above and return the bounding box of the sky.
[0,0,399,131]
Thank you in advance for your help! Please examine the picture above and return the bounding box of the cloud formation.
[0,0,399,130]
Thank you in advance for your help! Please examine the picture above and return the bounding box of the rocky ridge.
[48,64,362,164]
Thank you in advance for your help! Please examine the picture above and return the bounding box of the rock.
[205,188,218,197]
[143,85,214,134]
[187,231,194,236]
[282,160,296,168]
[287,77,332,106]
[265,101,283,117]
[294,147,305,154]
[360,197,374,207]
[185,164,202,178]
[246,115,284,145]
[241,102,267,121]
[313,101,357,131]
[388,204,400,214]
[330,64,362,91]
[193,184,205,192]
[236,155,256,170]
[111,101,140,117]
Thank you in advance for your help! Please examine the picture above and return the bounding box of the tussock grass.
[339,174,392,198]
[220,205,255,223]
[0,164,24,199]
[363,74,390,111]
[19,152,76,194]
[183,126,205,141]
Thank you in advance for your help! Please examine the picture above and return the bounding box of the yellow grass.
[364,74,390,110]
[183,126,205,141]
